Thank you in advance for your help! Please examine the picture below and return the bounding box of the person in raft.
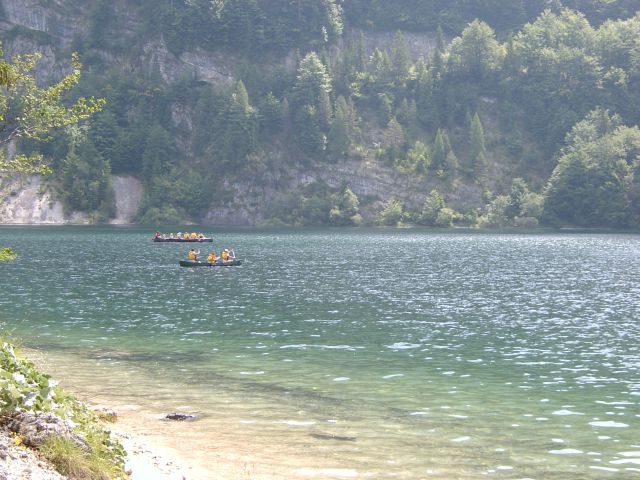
[221,249,235,262]
[207,251,218,264]
[187,248,200,261]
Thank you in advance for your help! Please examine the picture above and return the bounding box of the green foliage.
[479,194,510,228]
[137,166,210,223]
[447,20,505,82]
[0,247,17,262]
[382,117,406,164]
[341,0,634,35]
[327,96,351,159]
[0,342,126,479]
[142,124,177,179]
[435,207,457,227]
[469,113,487,179]
[265,183,333,226]
[0,342,61,414]
[0,48,104,174]
[58,138,115,219]
[479,178,543,227]
[431,128,456,175]
[419,189,445,226]
[543,113,640,227]
[258,91,284,137]
[147,0,343,55]
[395,140,430,174]
[291,52,333,157]
[18,2,640,228]
[377,198,404,226]
[220,81,258,168]
[329,186,361,225]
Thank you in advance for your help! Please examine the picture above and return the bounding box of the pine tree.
[505,177,529,220]
[259,92,283,136]
[470,112,487,180]
[383,117,406,163]
[327,96,350,159]
[445,150,459,178]
[90,110,123,172]
[222,80,258,168]
[432,129,447,171]
[420,189,445,226]
[391,31,411,84]
[60,138,114,216]
[432,25,445,75]
[142,124,176,179]
[291,52,333,156]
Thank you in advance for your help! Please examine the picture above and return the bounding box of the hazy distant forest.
[16,0,640,227]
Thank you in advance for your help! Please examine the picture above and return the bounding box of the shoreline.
[2,344,212,480]
[111,428,190,480]
[0,426,192,480]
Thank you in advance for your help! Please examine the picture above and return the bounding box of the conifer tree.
[470,112,487,180]
[259,92,283,136]
[391,31,412,84]
[60,138,114,217]
[291,52,333,156]
[383,117,406,163]
[327,96,350,159]
[420,189,445,226]
[142,124,175,179]
[90,110,122,172]
[432,129,447,171]
[222,80,258,167]
[432,25,445,75]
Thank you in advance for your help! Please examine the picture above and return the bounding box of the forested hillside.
[3,0,640,227]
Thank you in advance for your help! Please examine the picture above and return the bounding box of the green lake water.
[1,226,639,479]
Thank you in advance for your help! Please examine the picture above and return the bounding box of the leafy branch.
[0,50,105,174]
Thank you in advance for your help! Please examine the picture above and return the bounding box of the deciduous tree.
[0,49,104,174]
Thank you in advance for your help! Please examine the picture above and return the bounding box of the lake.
[1,226,639,479]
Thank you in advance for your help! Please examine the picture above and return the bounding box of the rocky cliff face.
[0,176,70,224]
[0,175,142,224]
[0,0,450,225]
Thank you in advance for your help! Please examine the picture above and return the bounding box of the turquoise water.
[1,226,640,478]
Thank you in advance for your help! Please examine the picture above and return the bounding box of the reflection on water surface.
[2,227,639,479]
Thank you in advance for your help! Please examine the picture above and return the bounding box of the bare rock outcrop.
[0,429,66,480]
[4,411,90,452]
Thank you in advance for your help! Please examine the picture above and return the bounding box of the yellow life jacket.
[207,253,216,263]
[188,250,197,261]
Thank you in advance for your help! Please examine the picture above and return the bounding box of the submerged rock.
[164,413,197,421]
[310,432,357,442]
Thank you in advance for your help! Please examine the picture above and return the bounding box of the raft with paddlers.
[179,259,242,267]
[153,237,213,243]
[152,231,213,242]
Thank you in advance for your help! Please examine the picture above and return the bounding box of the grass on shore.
[40,434,124,480]
[1,341,128,479]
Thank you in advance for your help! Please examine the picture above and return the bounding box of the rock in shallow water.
[164,413,197,421]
